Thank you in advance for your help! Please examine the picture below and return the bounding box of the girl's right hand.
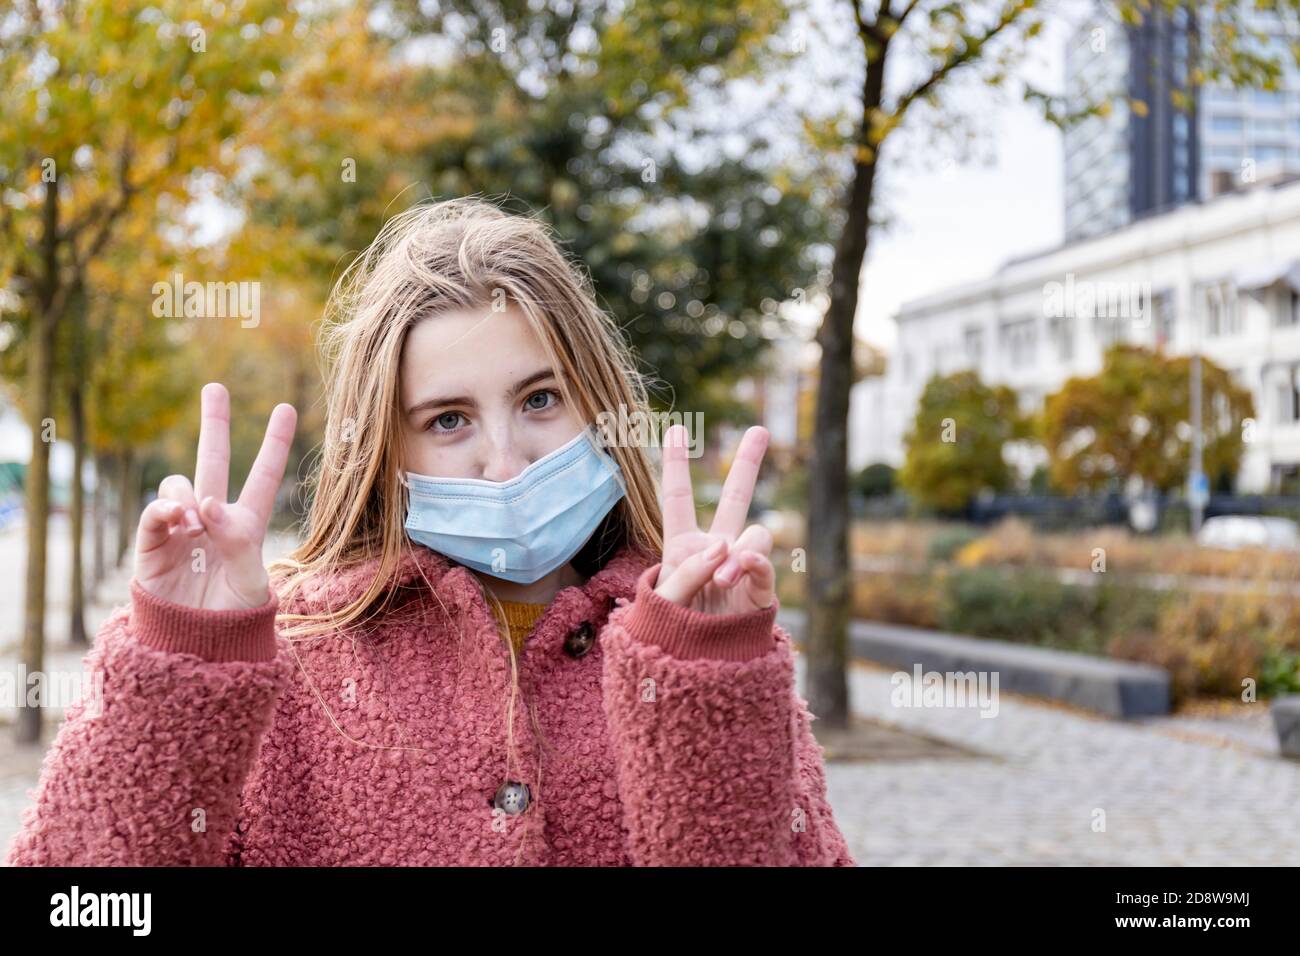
[134,383,298,610]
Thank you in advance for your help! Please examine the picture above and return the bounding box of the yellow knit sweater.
[489,599,549,655]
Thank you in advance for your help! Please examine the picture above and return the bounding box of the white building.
[851,174,1300,493]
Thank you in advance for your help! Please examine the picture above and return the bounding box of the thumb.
[655,538,729,605]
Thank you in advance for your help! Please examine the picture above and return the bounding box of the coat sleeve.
[600,562,856,867]
[4,578,291,867]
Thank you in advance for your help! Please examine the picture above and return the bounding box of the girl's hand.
[654,423,775,615]
[134,382,298,610]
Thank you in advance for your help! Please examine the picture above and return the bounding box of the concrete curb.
[777,607,1171,718]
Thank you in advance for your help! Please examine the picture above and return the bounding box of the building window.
[1094,313,1125,346]
[1153,292,1176,347]
[1201,281,1240,336]
[963,326,983,368]
[1288,290,1300,327]
[1049,315,1074,362]
[1210,115,1244,134]
[1206,144,1244,163]
[1001,318,1037,368]
[1276,366,1300,424]
[1274,464,1300,494]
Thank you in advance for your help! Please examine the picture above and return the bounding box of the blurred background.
[3,0,1300,866]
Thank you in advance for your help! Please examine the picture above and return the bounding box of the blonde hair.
[267,196,665,838]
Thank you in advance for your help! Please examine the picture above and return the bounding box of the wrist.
[626,563,778,662]
[129,577,279,663]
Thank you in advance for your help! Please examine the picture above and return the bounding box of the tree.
[854,462,895,498]
[0,0,303,744]
[1040,344,1253,494]
[379,0,838,429]
[804,0,1298,730]
[898,371,1027,512]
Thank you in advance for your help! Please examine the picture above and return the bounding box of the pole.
[1190,348,1205,535]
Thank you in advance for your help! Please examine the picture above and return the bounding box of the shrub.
[937,566,1110,654]
[1109,590,1300,703]
[852,571,942,629]
[854,463,896,498]
[852,520,941,562]
[927,525,982,562]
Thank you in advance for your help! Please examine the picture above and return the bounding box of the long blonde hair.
[267,198,665,849]
[268,195,664,636]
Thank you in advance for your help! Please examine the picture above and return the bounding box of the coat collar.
[293,538,657,623]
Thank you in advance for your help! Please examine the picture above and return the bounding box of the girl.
[6,197,855,867]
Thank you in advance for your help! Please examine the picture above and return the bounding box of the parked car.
[1197,515,1300,551]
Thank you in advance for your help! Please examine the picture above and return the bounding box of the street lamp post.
[1190,349,1206,535]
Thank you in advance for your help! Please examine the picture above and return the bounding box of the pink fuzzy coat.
[5,542,855,866]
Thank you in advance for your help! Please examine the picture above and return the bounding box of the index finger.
[660,423,699,542]
[237,403,298,527]
[194,382,231,506]
[708,426,769,541]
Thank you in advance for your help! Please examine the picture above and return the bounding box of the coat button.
[563,621,596,658]
[492,781,530,815]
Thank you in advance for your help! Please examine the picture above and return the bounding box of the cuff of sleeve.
[129,577,280,663]
[619,562,779,662]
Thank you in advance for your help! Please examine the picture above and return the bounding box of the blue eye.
[526,389,561,411]
[423,391,559,433]
[426,412,465,433]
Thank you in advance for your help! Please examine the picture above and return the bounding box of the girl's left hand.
[654,423,775,615]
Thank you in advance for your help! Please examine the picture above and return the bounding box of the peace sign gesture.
[654,423,775,614]
[134,383,298,610]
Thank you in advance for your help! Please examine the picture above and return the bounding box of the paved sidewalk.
[814,657,1300,865]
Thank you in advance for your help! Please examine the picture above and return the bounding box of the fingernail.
[717,560,740,584]
[705,539,726,560]
[184,509,203,532]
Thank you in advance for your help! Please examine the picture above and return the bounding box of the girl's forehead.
[400,308,553,403]
[405,303,543,355]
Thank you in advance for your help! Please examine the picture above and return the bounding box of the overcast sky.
[849,9,1078,351]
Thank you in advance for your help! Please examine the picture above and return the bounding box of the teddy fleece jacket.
[5,542,856,867]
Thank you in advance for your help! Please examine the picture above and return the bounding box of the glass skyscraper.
[1065,3,1300,243]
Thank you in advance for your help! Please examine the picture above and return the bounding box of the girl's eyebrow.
[406,368,557,418]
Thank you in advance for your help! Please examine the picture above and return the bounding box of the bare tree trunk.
[68,395,87,642]
[17,179,60,746]
[68,291,88,646]
[115,455,143,572]
[92,451,108,593]
[805,47,887,732]
[115,450,135,568]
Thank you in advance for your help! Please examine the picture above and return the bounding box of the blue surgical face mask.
[402,426,627,584]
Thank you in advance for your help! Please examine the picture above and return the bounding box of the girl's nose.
[479,432,530,483]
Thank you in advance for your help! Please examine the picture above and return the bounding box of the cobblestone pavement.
[813,658,1300,866]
